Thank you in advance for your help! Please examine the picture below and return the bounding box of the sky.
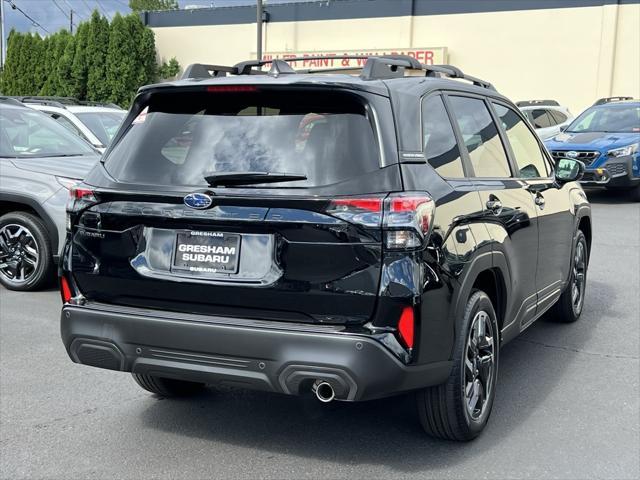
[1,0,317,38]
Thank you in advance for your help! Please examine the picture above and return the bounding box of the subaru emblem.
[566,151,579,158]
[184,192,213,210]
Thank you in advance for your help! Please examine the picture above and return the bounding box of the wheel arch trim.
[0,193,59,254]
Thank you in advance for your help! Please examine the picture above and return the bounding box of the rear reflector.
[60,276,72,303]
[398,306,415,349]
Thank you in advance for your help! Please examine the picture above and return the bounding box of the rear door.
[446,93,540,329]
[70,86,401,324]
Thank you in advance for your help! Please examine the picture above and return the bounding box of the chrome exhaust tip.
[312,380,335,403]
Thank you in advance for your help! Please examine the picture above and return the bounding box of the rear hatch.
[69,86,402,324]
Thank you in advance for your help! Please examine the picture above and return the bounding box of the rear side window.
[493,103,550,178]
[549,110,568,124]
[421,95,464,178]
[529,109,554,128]
[104,89,380,188]
[448,96,511,178]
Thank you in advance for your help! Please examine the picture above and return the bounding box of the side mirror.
[559,125,568,132]
[555,158,584,183]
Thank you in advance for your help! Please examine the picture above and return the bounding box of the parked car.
[516,100,573,140]
[16,96,126,153]
[0,97,101,291]
[59,56,591,441]
[545,97,640,200]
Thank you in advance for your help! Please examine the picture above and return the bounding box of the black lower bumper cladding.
[61,304,452,401]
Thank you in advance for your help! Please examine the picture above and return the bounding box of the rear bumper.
[60,303,452,401]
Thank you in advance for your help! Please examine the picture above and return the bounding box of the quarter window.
[448,96,511,178]
[493,103,550,178]
[421,95,465,178]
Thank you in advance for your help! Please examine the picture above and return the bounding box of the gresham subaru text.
[59,55,591,441]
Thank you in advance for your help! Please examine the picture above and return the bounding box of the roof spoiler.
[181,54,495,90]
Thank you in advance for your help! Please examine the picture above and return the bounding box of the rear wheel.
[416,290,499,441]
[132,373,205,397]
[0,212,54,291]
[548,230,588,323]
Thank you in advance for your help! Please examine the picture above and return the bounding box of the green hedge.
[0,10,180,107]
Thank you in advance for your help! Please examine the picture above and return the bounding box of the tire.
[547,230,588,323]
[416,290,499,441]
[132,373,205,397]
[0,212,54,291]
[628,185,640,202]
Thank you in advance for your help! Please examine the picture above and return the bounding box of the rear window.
[104,89,381,188]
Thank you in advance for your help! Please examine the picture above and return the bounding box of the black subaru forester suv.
[60,56,591,441]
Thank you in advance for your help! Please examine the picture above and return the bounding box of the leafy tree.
[129,0,178,12]
[71,22,90,99]
[86,11,110,101]
[158,57,181,80]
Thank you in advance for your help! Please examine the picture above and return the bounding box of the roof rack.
[593,96,634,106]
[516,99,560,107]
[181,55,495,89]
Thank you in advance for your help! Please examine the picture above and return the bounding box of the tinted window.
[530,109,554,128]
[448,96,511,178]
[0,106,94,158]
[422,95,464,178]
[105,90,380,188]
[493,103,550,178]
[549,110,568,124]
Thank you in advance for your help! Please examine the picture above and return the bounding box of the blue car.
[544,97,639,200]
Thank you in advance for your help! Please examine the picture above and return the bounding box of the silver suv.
[0,98,101,291]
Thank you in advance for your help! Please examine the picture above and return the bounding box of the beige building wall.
[152,3,640,116]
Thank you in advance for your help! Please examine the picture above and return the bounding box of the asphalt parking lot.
[1,190,638,480]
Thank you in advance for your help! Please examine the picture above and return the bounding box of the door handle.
[486,199,502,214]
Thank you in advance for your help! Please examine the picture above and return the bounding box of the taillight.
[384,193,435,249]
[66,185,98,231]
[397,306,415,349]
[60,276,72,303]
[206,85,257,93]
[326,196,383,227]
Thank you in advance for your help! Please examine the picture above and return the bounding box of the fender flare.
[0,193,60,254]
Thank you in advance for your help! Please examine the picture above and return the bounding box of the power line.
[52,0,70,20]
[3,0,50,34]
[61,0,87,22]
[79,0,96,17]
[94,0,112,19]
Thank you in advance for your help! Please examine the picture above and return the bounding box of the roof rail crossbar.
[181,63,238,79]
[184,55,495,90]
[593,96,634,106]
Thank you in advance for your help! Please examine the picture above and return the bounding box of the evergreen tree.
[71,22,90,99]
[158,57,181,80]
[129,0,178,12]
[31,34,46,95]
[86,11,110,101]
[1,30,23,95]
[58,35,76,97]
[40,31,72,96]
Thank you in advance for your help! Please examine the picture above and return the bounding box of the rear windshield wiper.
[203,171,307,187]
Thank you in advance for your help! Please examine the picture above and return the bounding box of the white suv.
[19,97,126,153]
[517,100,573,140]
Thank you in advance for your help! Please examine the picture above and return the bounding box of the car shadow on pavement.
[137,280,617,473]
[583,188,636,204]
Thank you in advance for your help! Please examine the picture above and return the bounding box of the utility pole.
[70,9,73,34]
[0,0,5,70]
[256,0,263,64]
